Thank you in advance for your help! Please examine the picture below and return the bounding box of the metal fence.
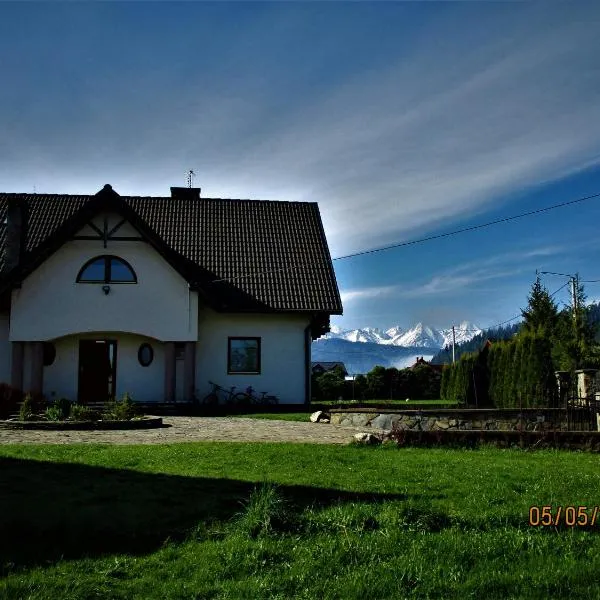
[566,397,600,431]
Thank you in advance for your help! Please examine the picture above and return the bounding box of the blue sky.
[2,2,600,333]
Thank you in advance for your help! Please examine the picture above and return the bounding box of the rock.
[448,419,458,428]
[371,414,394,430]
[310,411,330,423]
[435,420,449,430]
[354,432,381,445]
[350,414,373,427]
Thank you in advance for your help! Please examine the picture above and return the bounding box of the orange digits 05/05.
[529,505,600,527]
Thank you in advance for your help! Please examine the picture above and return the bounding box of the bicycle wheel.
[234,392,251,406]
[202,393,219,406]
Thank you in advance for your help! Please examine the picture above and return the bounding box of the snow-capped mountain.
[324,321,481,349]
[315,321,482,373]
[393,323,447,348]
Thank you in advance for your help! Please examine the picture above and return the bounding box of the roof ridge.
[0,193,316,205]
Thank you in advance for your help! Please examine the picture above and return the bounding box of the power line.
[333,191,600,262]
[209,190,600,284]
[450,280,572,337]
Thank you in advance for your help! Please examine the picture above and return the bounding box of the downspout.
[304,322,311,406]
[187,283,191,332]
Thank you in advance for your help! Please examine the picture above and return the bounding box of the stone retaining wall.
[330,409,577,432]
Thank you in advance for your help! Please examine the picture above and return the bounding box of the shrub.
[102,392,139,421]
[19,394,35,421]
[45,405,64,421]
[70,404,100,421]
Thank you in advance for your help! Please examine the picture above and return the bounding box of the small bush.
[19,394,35,421]
[70,405,100,421]
[45,405,64,421]
[102,392,139,421]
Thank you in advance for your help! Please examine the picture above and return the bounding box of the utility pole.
[452,325,456,364]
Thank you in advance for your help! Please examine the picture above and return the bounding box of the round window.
[43,342,56,367]
[138,343,154,367]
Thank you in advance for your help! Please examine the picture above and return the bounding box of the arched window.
[77,255,137,284]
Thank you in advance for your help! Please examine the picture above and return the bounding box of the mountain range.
[312,321,482,374]
[326,321,481,348]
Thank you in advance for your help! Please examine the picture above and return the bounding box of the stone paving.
[0,416,383,445]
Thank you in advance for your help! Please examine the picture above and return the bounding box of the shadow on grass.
[0,456,410,572]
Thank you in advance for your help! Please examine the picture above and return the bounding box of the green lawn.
[317,398,458,406]
[1,443,599,599]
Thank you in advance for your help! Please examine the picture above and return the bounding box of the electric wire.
[210,190,600,284]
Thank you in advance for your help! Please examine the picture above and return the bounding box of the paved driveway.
[0,416,381,445]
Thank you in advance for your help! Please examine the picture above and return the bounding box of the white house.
[0,184,342,406]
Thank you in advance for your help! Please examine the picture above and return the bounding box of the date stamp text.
[529,505,600,527]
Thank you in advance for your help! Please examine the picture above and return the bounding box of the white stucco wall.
[196,308,310,404]
[43,333,165,403]
[10,213,198,342]
[0,313,10,384]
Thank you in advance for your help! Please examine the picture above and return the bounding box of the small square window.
[228,337,261,374]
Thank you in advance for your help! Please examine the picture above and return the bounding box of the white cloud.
[340,244,563,302]
[2,3,599,259]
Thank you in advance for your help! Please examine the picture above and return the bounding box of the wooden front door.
[78,340,117,403]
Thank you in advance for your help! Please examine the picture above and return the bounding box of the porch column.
[10,341,24,392]
[183,342,196,403]
[164,342,176,403]
[30,341,44,396]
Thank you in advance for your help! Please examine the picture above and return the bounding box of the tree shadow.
[0,456,417,572]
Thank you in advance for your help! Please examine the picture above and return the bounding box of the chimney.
[170,187,201,200]
[2,198,27,274]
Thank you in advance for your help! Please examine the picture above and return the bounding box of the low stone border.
[330,408,579,432]
[0,416,163,431]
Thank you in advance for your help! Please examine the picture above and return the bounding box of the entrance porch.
[9,333,197,404]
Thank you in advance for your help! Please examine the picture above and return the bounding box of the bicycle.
[202,381,239,405]
[236,386,279,406]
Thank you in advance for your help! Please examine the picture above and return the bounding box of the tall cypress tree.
[440,366,449,400]
[503,343,517,407]
[511,337,525,408]
[520,333,535,407]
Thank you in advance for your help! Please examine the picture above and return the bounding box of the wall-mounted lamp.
[102,285,111,295]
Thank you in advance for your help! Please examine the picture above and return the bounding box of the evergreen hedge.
[443,331,558,408]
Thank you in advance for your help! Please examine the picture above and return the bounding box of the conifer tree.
[440,366,449,400]
[503,343,516,407]
[510,337,524,407]
[521,276,559,335]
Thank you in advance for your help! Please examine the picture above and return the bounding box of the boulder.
[310,411,330,423]
[371,414,394,430]
[354,432,381,445]
[350,413,373,427]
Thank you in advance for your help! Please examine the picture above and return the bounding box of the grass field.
[237,412,310,421]
[1,443,599,599]
[317,398,459,407]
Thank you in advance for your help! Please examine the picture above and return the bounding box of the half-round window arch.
[76,255,137,284]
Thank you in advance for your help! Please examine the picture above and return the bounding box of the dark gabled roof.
[0,185,343,314]
[311,361,348,373]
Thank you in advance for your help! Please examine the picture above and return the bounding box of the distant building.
[311,361,348,377]
[410,356,444,373]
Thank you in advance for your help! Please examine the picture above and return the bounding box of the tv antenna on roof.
[186,169,195,188]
